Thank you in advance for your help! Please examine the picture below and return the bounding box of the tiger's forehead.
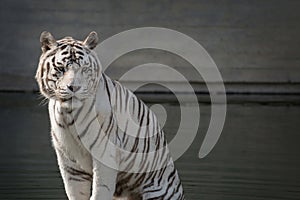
[57,37,84,47]
[47,37,91,66]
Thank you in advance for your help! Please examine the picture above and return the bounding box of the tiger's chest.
[48,100,93,172]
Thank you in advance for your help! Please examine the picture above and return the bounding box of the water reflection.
[0,93,299,199]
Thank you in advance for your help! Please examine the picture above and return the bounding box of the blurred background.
[0,0,300,199]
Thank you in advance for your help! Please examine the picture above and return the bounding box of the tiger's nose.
[67,85,81,92]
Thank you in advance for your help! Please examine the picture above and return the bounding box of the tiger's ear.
[40,31,57,53]
[83,31,98,49]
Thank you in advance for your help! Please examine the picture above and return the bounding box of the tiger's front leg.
[56,149,92,200]
[90,158,118,200]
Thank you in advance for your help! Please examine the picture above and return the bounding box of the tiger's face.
[36,31,101,101]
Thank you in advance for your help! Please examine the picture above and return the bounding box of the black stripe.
[165,175,177,199]
[132,96,136,116]
[117,86,122,111]
[99,113,114,158]
[122,119,129,143]
[68,177,85,182]
[76,51,84,56]
[78,115,98,138]
[47,77,57,82]
[74,45,83,50]
[89,122,104,150]
[65,166,92,181]
[103,113,114,134]
[155,135,160,150]
[51,56,55,64]
[131,137,139,152]
[73,101,85,121]
[142,187,162,197]
[60,44,68,50]
[167,168,176,182]
[124,89,130,111]
[116,127,121,146]
[137,99,142,119]
[53,102,64,128]
[103,75,111,101]
[85,96,96,118]
[61,51,69,55]
[139,102,145,126]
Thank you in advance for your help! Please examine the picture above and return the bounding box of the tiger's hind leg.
[141,180,185,200]
[141,164,185,200]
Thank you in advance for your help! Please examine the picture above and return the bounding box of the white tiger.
[35,31,185,200]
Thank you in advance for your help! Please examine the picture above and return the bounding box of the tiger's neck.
[49,95,96,129]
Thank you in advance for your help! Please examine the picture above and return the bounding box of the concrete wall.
[0,0,300,95]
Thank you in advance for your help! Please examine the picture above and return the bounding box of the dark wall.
[1,0,300,91]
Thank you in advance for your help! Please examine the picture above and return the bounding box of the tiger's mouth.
[58,95,79,104]
[56,91,91,102]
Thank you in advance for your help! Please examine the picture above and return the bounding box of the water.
[0,93,299,200]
